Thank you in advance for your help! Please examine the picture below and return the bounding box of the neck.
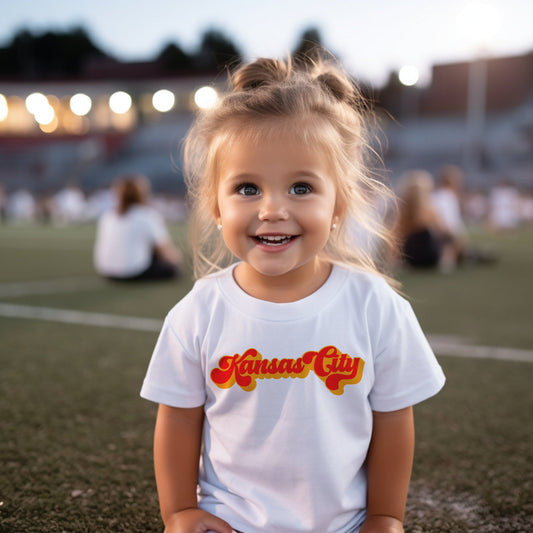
[234,260,332,303]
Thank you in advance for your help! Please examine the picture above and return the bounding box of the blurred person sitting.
[432,165,467,249]
[7,189,36,223]
[395,170,458,271]
[52,181,87,224]
[94,174,182,281]
[488,179,521,231]
[432,164,498,265]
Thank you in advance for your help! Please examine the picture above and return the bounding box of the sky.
[1,0,532,86]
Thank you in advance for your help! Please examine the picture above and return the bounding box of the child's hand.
[164,508,234,533]
[360,515,404,533]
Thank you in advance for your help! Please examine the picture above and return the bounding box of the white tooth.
[257,235,291,245]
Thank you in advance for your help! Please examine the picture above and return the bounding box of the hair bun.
[313,69,357,105]
[231,57,290,91]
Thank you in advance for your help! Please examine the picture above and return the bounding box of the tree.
[157,42,192,73]
[194,29,242,73]
[0,27,109,79]
[292,27,328,64]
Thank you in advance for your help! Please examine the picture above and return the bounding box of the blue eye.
[290,183,312,195]
[237,183,260,196]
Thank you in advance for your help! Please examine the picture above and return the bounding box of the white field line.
[0,302,162,332]
[0,302,532,362]
[0,277,104,298]
[427,335,533,363]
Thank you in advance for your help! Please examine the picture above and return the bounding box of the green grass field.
[1,223,532,532]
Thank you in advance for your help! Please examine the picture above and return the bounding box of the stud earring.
[331,223,337,230]
[217,224,222,231]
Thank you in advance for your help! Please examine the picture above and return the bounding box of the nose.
[258,193,289,222]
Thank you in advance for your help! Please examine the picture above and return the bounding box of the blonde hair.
[395,169,436,236]
[183,56,398,282]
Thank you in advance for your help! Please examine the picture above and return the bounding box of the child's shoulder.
[338,264,399,300]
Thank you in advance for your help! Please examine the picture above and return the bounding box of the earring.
[331,223,337,230]
[217,224,222,231]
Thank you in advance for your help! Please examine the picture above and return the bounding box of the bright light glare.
[25,92,49,115]
[109,91,132,114]
[152,89,175,112]
[398,65,420,87]
[34,104,55,125]
[70,93,92,116]
[0,94,7,121]
[194,86,218,109]
[458,1,501,45]
[40,115,59,133]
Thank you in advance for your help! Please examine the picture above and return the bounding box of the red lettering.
[211,345,364,395]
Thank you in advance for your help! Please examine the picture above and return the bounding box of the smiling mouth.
[254,235,296,246]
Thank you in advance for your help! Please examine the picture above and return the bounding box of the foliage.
[292,27,327,64]
[0,27,108,78]
[0,26,243,80]
[195,29,242,73]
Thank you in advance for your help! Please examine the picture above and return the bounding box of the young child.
[141,56,445,533]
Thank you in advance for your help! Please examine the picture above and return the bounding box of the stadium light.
[398,65,420,87]
[194,86,218,109]
[34,104,55,125]
[0,94,7,121]
[70,93,92,116]
[152,89,175,112]
[457,1,501,47]
[25,92,49,116]
[458,1,501,173]
[109,91,132,114]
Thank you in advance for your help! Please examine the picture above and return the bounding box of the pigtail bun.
[313,69,359,106]
[231,57,290,91]
[232,56,361,110]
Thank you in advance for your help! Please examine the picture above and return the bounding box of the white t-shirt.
[94,205,169,277]
[141,264,445,533]
[489,185,521,229]
[432,188,465,235]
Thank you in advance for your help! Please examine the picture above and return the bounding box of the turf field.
[0,223,532,532]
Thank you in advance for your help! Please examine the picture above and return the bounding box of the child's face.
[214,131,341,298]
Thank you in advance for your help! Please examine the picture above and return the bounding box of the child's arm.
[154,404,233,533]
[360,406,415,533]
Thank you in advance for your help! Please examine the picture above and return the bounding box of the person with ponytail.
[141,56,445,533]
[93,174,182,280]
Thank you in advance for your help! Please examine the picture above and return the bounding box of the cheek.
[218,202,253,237]
[311,197,338,223]
[218,198,239,220]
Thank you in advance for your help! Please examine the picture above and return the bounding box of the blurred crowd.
[393,164,533,273]
[1,171,531,231]
[1,165,531,278]
[0,181,188,225]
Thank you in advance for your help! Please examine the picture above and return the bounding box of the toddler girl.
[141,56,445,533]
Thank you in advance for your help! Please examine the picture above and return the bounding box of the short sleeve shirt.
[141,264,445,533]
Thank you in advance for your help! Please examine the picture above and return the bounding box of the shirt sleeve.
[369,290,445,412]
[140,314,206,408]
